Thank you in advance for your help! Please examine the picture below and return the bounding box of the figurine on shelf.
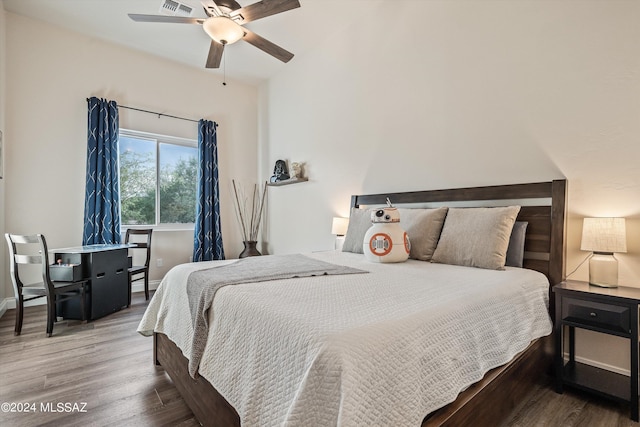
[290,162,302,179]
[270,159,290,183]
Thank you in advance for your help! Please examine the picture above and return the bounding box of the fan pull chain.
[222,40,228,86]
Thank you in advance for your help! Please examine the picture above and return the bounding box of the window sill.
[122,226,194,232]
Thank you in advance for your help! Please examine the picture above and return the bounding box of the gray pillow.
[431,206,521,270]
[341,208,372,253]
[505,221,528,268]
[398,207,448,261]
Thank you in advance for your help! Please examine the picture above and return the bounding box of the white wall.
[3,12,258,300]
[261,1,640,370]
[0,0,7,310]
[3,0,639,376]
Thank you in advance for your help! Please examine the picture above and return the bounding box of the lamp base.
[588,252,618,288]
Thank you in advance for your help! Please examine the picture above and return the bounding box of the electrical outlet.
[156,258,163,267]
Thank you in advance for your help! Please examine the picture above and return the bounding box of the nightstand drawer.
[562,297,630,333]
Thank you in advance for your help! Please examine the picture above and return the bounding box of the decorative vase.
[239,241,261,258]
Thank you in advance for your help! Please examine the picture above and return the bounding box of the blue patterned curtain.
[82,97,121,245]
[193,119,225,261]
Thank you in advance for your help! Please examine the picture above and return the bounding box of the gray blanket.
[186,253,367,377]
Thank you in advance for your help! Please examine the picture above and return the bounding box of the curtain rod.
[119,104,199,123]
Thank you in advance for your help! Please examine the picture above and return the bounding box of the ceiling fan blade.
[205,40,225,68]
[128,14,204,24]
[231,0,301,24]
[216,0,242,11]
[242,28,294,63]
[201,1,214,17]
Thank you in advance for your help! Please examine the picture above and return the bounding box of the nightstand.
[553,280,640,421]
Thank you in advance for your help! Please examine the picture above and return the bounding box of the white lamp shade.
[580,217,627,253]
[331,217,349,236]
[202,17,245,44]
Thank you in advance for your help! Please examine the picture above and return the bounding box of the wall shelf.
[266,177,308,187]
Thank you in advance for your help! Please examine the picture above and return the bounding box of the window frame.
[119,128,198,231]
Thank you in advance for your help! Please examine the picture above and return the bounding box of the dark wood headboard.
[350,180,567,287]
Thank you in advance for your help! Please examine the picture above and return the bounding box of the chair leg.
[144,273,150,301]
[46,296,56,337]
[127,273,132,308]
[14,296,24,336]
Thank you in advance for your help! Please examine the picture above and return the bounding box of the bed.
[139,179,567,427]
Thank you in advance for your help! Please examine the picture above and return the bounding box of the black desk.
[53,244,132,320]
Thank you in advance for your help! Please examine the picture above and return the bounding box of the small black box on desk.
[49,264,83,282]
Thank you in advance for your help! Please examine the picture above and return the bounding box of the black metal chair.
[5,233,87,337]
[125,228,153,304]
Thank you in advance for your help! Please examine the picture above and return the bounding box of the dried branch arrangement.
[232,180,267,242]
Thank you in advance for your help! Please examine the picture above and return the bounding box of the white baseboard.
[1,295,46,310]
[0,298,9,320]
[561,353,630,377]
[132,279,161,295]
[0,280,161,316]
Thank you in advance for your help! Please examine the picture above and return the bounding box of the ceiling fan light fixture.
[202,16,245,44]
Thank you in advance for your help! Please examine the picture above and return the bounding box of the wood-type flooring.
[0,293,637,426]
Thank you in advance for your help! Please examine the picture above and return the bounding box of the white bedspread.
[138,251,552,427]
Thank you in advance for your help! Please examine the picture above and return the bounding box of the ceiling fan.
[129,0,301,69]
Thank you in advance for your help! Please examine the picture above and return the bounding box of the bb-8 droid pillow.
[363,207,410,263]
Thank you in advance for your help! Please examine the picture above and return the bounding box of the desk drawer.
[562,297,630,334]
[49,264,83,282]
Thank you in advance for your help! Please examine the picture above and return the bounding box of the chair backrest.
[125,229,153,267]
[5,233,54,296]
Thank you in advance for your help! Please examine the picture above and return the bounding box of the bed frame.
[153,179,567,427]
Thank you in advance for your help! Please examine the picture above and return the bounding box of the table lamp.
[331,217,349,251]
[580,217,627,287]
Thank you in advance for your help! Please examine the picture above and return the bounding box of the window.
[119,130,198,227]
